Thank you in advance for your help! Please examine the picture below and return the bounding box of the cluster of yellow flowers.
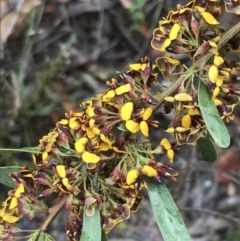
[151,0,240,145]
[0,0,240,240]
[0,57,178,241]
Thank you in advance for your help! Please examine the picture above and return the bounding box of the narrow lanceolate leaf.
[198,81,230,148]
[0,166,22,188]
[147,179,192,241]
[197,137,218,162]
[0,146,42,154]
[80,206,101,241]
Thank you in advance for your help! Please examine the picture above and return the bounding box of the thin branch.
[153,20,240,112]
[40,195,68,232]
[180,207,240,225]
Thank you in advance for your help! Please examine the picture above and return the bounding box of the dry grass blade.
[0,0,25,44]
[0,0,42,45]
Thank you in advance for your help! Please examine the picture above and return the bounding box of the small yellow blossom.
[169,23,180,40]
[126,169,140,185]
[160,138,174,163]
[214,56,224,66]
[201,11,219,25]
[181,115,191,129]
[121,102,133,121]
[86,106,95,117]
[58,119,68,125]
[216,75,224,87]
[82,152,100,163]
[69,118,80,129]
[75,137,88,153]
[165,127,175,133]
[126,120,140,133]
[212,87,220,98]
[164,96,175,102]
[75,137,100,163]
[115,83,131,95]
[174,93,192,102]
[56,165,66,178]
[9,184,24,210]
[209,65,219,83]
[141,165,157,177]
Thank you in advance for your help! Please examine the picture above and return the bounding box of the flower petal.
[140,121,149,137]
[141,165,157,177]
[126,169,140,185]
[126,120,140,133]
[129,63,141,71]
[174,93,192,102]
[82,151,100,163]
[209,65,219,83]
[115,83,131,95]
[3,213,20,223]
[14,184,24,199]
[201,11,219,25]
[160,138,171,150]
[161,38,171,51]
[169,23,180,40]
[143,107,152,120]
[121,102,133,121]
[75,137,88,153]
[214,56,224,66]
[167,149,174,163]
[56,165,66,178]
[62,177,70,187]
[181,115,191,129]
[103,89,115,99]
[86,106,94,117]
[58,119,68,125]
[9,197,18,210]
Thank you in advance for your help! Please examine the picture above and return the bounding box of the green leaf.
[27,230,40,241]
[0,166,22,188]
[80,206,101,241]
[38,231,46,241]
[147,179,191,241]
[27,231,54,241]
[198,81,230,148]
[197,137,218,162]
[0,146,42,154]
[117,122,128,131]
[101,231,108,241]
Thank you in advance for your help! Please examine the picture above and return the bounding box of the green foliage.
[1,0,240,241]
[0,147,42,154]
[0,166,22,188]
[198,81,230,148]
[197,137,218,162]
[147,179,192,241]
[80,207,101,241]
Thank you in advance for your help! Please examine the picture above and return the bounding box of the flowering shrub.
[1,0,240,240]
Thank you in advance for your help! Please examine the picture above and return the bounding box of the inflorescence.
[1,0,240,240]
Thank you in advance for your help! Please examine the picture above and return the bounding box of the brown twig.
[180,207,240,225]
[40,195,68,232]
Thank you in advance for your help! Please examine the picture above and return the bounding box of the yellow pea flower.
[141,165,157,177]
[209,65,219,83]
[56,165,66,178]
[174,93,192,102]
[126,169,140,185]
[121,102,133,121]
